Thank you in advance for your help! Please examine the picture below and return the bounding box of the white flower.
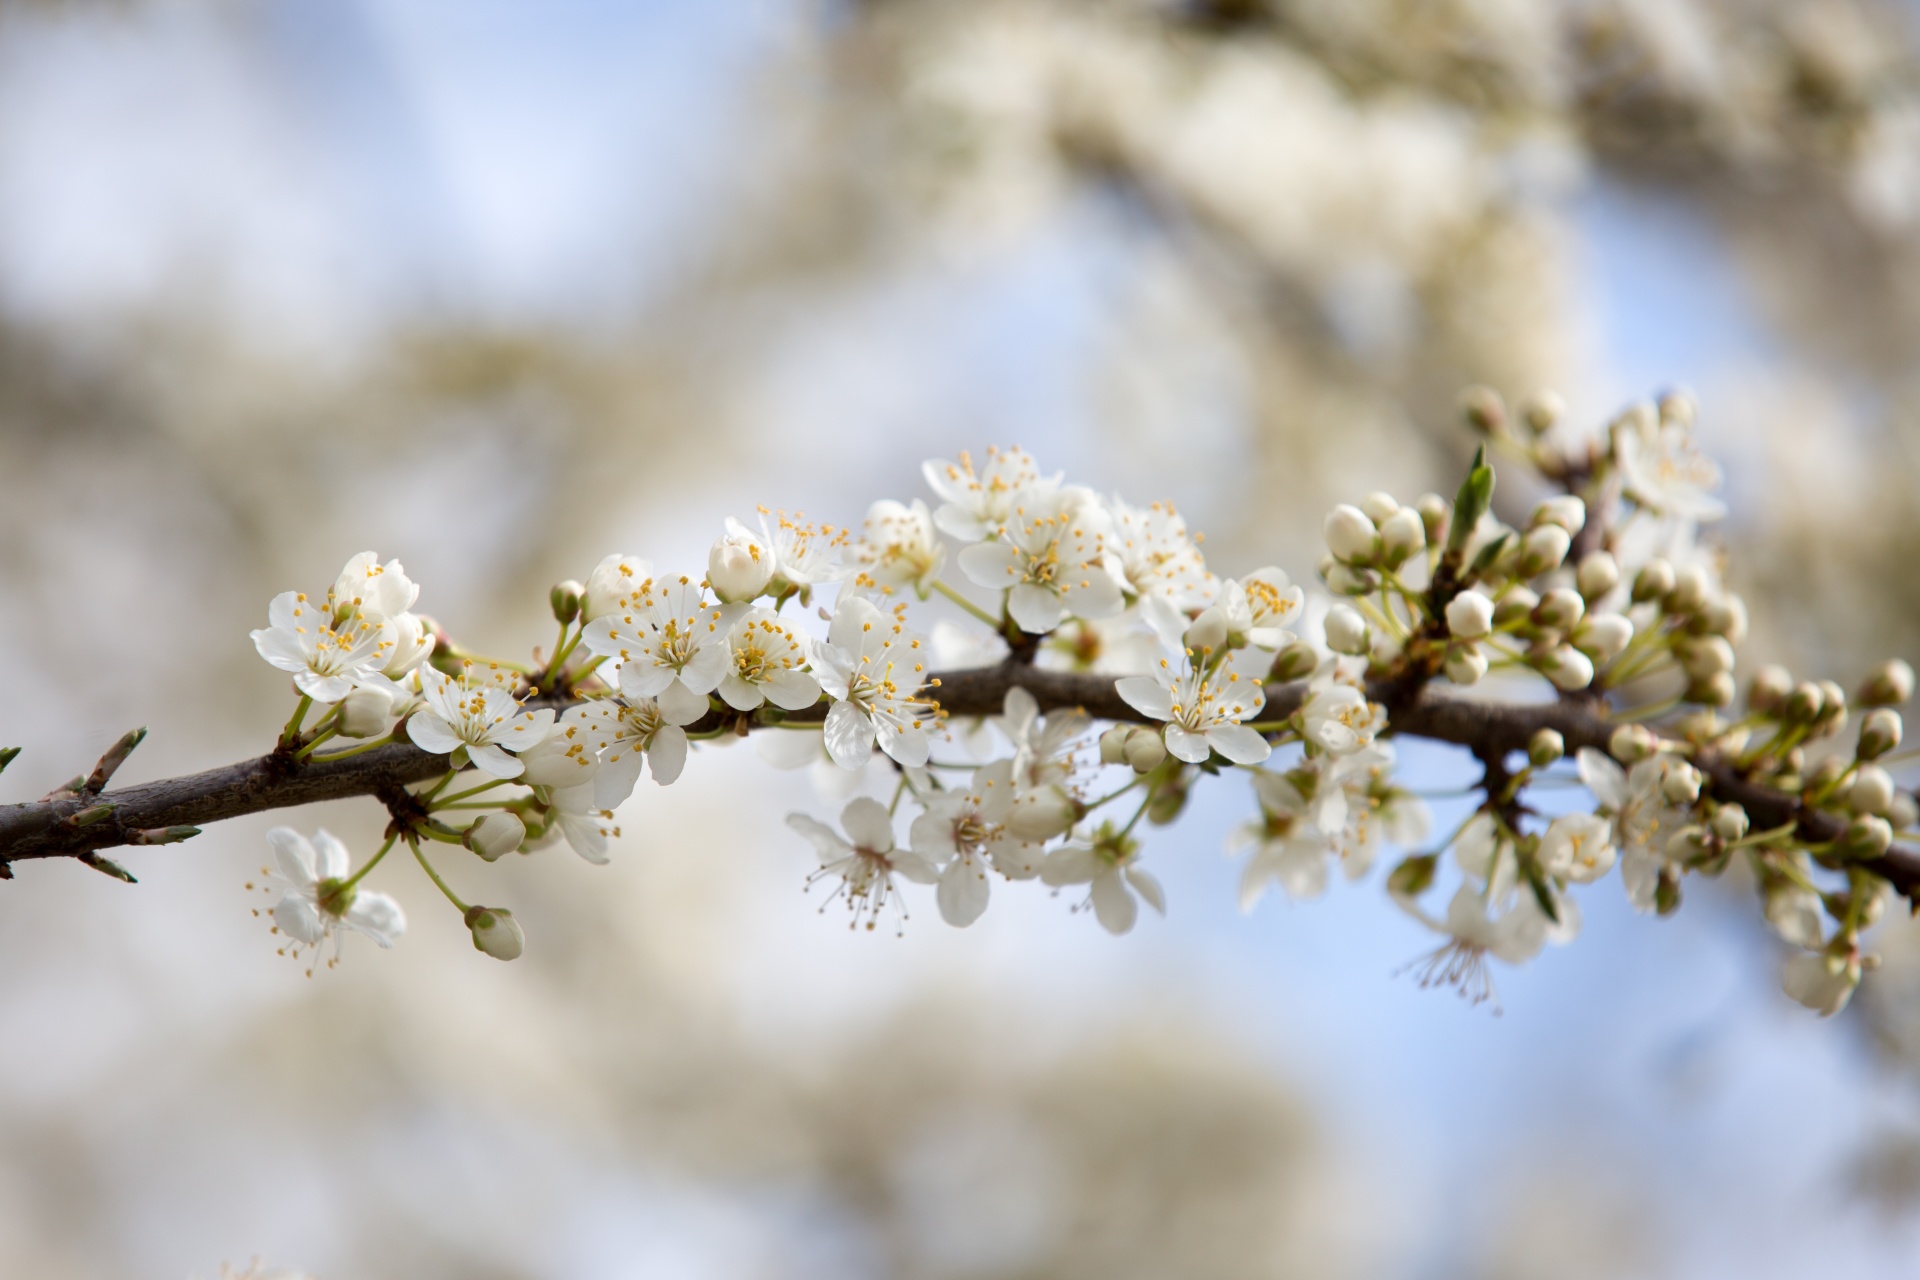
[717,608,821,712]
[1615,414,1727,522]
[251,590,397,703]
[1764,880,1826,949]
[788,796,937,933]
[727,509,847,594]
[1576,747,1694,911]
[1229,770,1339,906]
[1104,496,1215,611]
[262,827,405,969]
[545,781,617,864]
[1041,831,1165,935]
[1323,604,1370,655]
[1402,884,1568,1009]
[515,706,603,787]
[382,611,434,678]
[957,488,1124,633]
[708,529,774,603]
[855,499,947,597]
[583,554,654,622]
[580,573,735,722]
[330,552,418,622]
[811,595,939,770]
[923,445,1055,541]
[406,661,555,778]
[1537,813,1617,884]
[910,758,1033,926]
[1115,648,1270,765]
[1300,673,1387,756]
[575,694,700,806]
[995,685,1088,791]
[1043,612,1162,675]
[1220,567,1304,650]
[1782,950,1861,1017]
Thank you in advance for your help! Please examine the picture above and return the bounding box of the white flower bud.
[1660,762,1703,805]
[1664,825,1712,862]
[1845,814,1894,858]
[465,906,525,961]
[1445,645,1488,687]
[1782,951,1859,1017]
[1520,391,1566,436]
[1677,635,1735,679]
[1008,786,1080,841]
[1494,587,1540,628]
[465,812,527,862]
[1859,708,1903,760]
[1862,659,1916,708]
[1271,641,1320,682]
[1520,524,1572,576]
[337,685,396,739]
[1378,507,1426,565]
[708,532,773,603]
[1749,665,1793,715]
[1099,725,1133,766]
[1124,728,1168,774]
[1575,552,1620,601]
[585,553,654,621]
[1689,671,1736,708]
[1445,590,1495,640]
[1631,559,1675,604]
[1529,728,1564,767]
[1360,492,1400,524]
[1711,804,1749,843]
[1529,495,1587,535]
[1183,607,1229,656]
[1540,645,1595,691]
[1659,388,1696,427]
[1890,790,1918,831]
[1668,565,1710,614]
[1322,561,1377,596]
[1786,681,1826,724]
[382,612,434,679]
[1703,596,1748,643]
[1610,724,1658,763]
[1574,613,1633,664]
[1534,588,1585,631]
[1414,493,1450,546]
[1324,605,1370,656]
[1323,505,1380,564]
[1851,765,1895,816]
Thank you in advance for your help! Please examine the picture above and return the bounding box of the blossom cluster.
[235,393,1917,1020]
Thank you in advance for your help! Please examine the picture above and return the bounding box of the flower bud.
[1324,605,1370,656]
[1575,552,1619,602]
[1677,635,1734,680]
[1530,495,1587,536]
[1519,524,1572,577]
[1851,765,1895,817]
[1667,565,1710,615]
[1388,853,1438,899]
[1529,728,1564,767]
[1414,493,1450,547]
[1323,505,1380,564]
[1843,814,1894,859]
[1124,729,1168,774]
[708,532,773,603]
[1859,708,1902,761]
[1183,607,1229,657]
[465,812,527,862]
[549,579,583,625]
[1534,588,1585,631]
[1520,390,1565,436]
[1378,507,1426,565]
[585,554,653,621]
[464,906,525,961]
[1748,665,1792,715]
[1815,681,1850,734]
[1659,388,1696,427]
[1099,725,1132,766]
[1573,614,1634,664]
[1445,590,1495,640]
[1008,785,1081,841]
[1861,659,1916,708]
[1360,491,1400,524]
[1809,756,1848,791]
[1786,682,1826,725]
[1665,825,1712,862]
[383,612,434,680]
[1890,790,1918,831]
[1270,641,1319,682]
[1711,804,1749,843]
[1687,671,1736,708]
[1540,645,1594,691]
[1460,385,1506,435]
[1655,867,1682,916]
[1660,761,1703,805]
[1610,724,1658,763]
[1445,645,1488,687]
[1632,559,1675,604]
[1701,596,1747,644]
[337,685,396,739]
[1494,587,1540,629]
[1147,774,1190,825]
[1322,561,1377,596]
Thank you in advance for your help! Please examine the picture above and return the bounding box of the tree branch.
[2,665,1914,904]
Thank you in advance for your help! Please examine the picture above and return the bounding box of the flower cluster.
[227,395,1918,1025]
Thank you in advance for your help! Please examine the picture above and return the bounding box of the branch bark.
[2,665,1914,903]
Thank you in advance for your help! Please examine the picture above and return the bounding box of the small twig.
[84,728,148,795]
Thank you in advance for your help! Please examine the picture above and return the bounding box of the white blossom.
[1782,950,1860,1017]
[251,590,397,703]
[1537,813,1617,883]
[580,573,736,722]
[406,661,555,779]
[1219,567,1304,650]
[855,499,947,597]
[1614,414,1728,522]
[995,685,1088,791]
[910,758,1033,926]
[726,509,847,594]
[262,827,405,969]
[788,796,937,933]
[1229,769,1341,906]
[1300,668,1387,756]
[811,595,938,770]
[1402,883,1568,1009]
[1041,834,1165,935]
[516,706,603,788]
[958,487,1124,633]
[575,694,700,806]
[923,445,1055,542]
[583,554,654,622]
[545,781,617,864]
[1104,496,1214,611]
[330,552,419,622]
[1115,647,1270,765]
[1577,747,1695,911]
[708,529,774,603]
[717,608,821,712]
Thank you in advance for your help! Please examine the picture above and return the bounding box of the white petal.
[468,742,526,779]
[346,892,406,948]
[840,796,895,852]
[1205,723,1271,765]
[1114,676,1174,721]
[823,701,875,770]
[267,827,317,886]
[655,679,709,724]
[1162,724,1213,764]
[937,856,991,927]
[1090,872,1139,935]
[647,725,689,785]
[716,673,765,712]
[1007,583,1066,634]
[1125,867,1166,915]
[310,829,351,881]
[762,670,822,711]
[594,752,645,809]
[957,540,1021,588]
[406,712,465,755]
[272,895,326,945]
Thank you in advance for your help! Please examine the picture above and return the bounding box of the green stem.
[436,777,512,806]
[279,695,314,746]
[538,621,580,693]
[339,834,398,892]
[294,726,341,759]
[1084,777,1144,811]
[417,770,459,803]
[308,734,399,764]
[408,838,470,913]
[1118,792,1154,840]
[933,579,1004,630]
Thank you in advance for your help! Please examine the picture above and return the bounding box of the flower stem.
[932,580,1003,630]
[279,695,314,746]
[1084,777,1143,811]
[339,833,398,892]
[308,733,398,764]
[409,838,470,913]
[294,726,341,759]
[435,777,511,807]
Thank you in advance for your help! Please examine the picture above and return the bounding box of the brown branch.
[2,665,1914,904]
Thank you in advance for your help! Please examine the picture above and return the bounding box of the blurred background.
[3,0,1920,1276]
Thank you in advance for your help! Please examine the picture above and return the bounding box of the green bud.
[550,579,584,625]
[1528,728,1565,767]
[1388,853,1438,899]
[1859,708,1902,761]
[1098,725,1132,766]
[1655,867,1683,916]
[1631,559,1675,604]
[1785,682,1825,725]
[1748,665,1792,716]
[1459,386,1507,436]
[1609,724,1658,764]
[1842,814,1894,860]
[1447,445,1496,555]
[465,906,525,961]
[1269,641,1320,683]
[1147,774,1190,826]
